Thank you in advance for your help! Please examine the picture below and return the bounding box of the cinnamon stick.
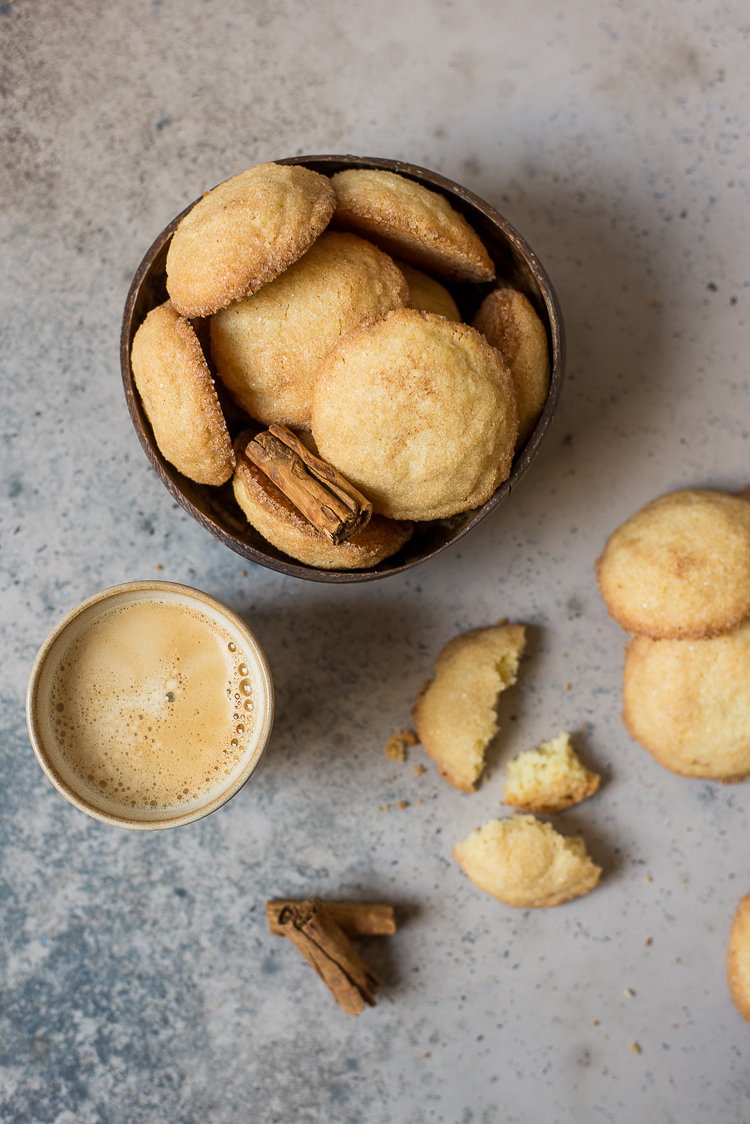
[272,899,381,1016]
[244,425,372,544]
[266,900,396,937]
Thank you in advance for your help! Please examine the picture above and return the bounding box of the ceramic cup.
[26,581,274,830]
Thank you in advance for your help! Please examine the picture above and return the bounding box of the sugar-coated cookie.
[503,731,600,814]
[166,163,335,318]
[623,622,750,780]
[232,432,412,570]
[396,261,461,321]
[331,169,495,283]
[453,814,602,908]
[728,893,750,1023]
[412,622,526,792]
[312,309,517,521]
[473,288,550,449]
[211,232,408,429]
[596,490,750,639]
[130,301,234,486]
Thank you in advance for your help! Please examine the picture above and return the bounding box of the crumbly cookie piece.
[130,301,235,486]
[623,622,750,780]
[211,232,408,429]
[384,729,418,762]
[504,732,600,814]
[412,623,526,792]
[331,169,495,283]
[232,433,412,570]
[728,894,750,1023]
[312,309,517,521]
[166,163,335,318]
[396,261,461,321]
[453,814,601,908]
[596,490,750,639]
[473,288,550,450]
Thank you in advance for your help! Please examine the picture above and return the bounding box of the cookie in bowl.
[130,301,235,486]
[330,168,495,283]
[232,432,413,570]
[312,309,518,522]
[166,162,335,318]
[210,231,408,429]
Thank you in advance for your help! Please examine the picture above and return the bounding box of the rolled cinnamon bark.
[271,898,381,1016]
[244,424,372,544]
[266,900,396,937]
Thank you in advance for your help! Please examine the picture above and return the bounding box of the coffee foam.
[37,592,264,820]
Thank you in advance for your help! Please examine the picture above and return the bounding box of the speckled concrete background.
[2,2,750,1121]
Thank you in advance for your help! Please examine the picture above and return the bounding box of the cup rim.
[26,580,275,831]
[120,154,566,583]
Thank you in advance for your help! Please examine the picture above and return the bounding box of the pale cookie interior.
[728,893,750,1023]
[453,814,602,908]
[412,623,526,791]
[504,731,600,814]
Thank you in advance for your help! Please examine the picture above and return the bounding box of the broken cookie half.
[412,622,525,791]
[453,814,601,908]
[504,731,600,814]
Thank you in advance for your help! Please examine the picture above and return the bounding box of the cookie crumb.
[377,804,391,813]
[645,937,652,947]
[630,1042,642,1055]
[385,729,418,762]
[413,763,427,776]
[155,563,164,571]
[624,987,635,998]
[423,1051,431,1058]
[397,800,409,809]
[592,1019,600,1026]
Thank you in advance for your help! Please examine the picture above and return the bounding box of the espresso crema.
[47,598,258,813]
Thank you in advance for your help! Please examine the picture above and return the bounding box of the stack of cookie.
[596,488,750,781]
[130,161,551,570]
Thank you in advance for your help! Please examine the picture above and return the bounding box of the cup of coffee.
[26,581,274,830]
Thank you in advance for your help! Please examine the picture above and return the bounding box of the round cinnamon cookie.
[210,232,408,429]
[311,309,517,521]
[330,169,495,283]
[623,621,750,780]
[596,490,750,639]
[130,301,235,486]
[232,433,413,570]
[473,288,550,449]
[728,893,750,1023]
[396,261,461,321]
[166,163,335,318]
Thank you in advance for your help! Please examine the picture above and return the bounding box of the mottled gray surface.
[2,1,750,1120]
